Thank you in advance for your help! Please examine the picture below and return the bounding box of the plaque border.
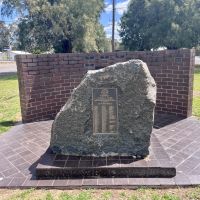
[92,88,119,135]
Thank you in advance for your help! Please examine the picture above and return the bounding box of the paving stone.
[37,180,54,187]
[2,167,19,177]
[9,177,26,187]
[67,179,83,186]
[22,179,39,187]
[193,150,200,159]
[7,172,26,178]
[0,178,13,187]
[157,178,175,186]
[174,173,192,186]
[53,179,68,187]
[0,115,199,188]
[97,178,113,186]
[128,178,144,185]
[143,178,160,186]
[188,165,200,175]
[82,179,98,186]
[10,157,24,165]
[113,178,129,185]
[189,175,200,185]
[0,162,13,173]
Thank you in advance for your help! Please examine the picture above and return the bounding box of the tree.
[0,21,11,51]
[1,0,108,53]
[119,0,200,51]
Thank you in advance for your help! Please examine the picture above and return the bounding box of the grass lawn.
[0,187,200,200]
[193,67,200,118]
[0,74,20,134]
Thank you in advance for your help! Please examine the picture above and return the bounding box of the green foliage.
[151,193,180,200]
[100,191,113,200]
[151,194,162,200]
[45,192,54,200]
[120,191,127,199]
[76,191,92,200]
[120,0,200,51]
[9,189,34,200]
[193,67,200,118]
[2,188,200,200]
[161,194,180,200]
[59,192,74,200]
[186,186,200,199]
[127,195,140,200]
[0,21,10,51]
[16,16,54,53]
[1,0,108,53]
[58,191,93,200]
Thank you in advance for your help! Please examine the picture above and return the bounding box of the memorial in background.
[50,60,156,157]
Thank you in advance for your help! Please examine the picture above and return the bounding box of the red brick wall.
[16,49,195,123]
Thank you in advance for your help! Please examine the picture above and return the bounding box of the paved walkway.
[0,116,200,188]
[0,62,17,75]
[196,56,200,65]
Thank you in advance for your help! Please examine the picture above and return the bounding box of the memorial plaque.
[92,88,118,134]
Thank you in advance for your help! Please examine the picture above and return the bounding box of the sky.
[0,0,131,40]
[101,0,131,40]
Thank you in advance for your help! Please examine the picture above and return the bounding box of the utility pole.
[112,0,115,52]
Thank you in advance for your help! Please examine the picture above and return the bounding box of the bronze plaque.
[92,88,118,134]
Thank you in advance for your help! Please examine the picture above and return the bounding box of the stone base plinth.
[36,148,176,179]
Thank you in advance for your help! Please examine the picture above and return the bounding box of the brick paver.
[0,116,200,188]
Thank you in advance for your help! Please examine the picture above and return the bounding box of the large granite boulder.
[50,60,156,157]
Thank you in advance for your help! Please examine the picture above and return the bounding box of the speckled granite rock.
[50,60,156,157]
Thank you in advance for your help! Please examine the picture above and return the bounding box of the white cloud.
[104,23,120,33]
[116,0,131,15]
[104,22,121,41]
[105,0,131,15]
[105,4,112,13]
[105,0,110,6]
[104,24,112,33]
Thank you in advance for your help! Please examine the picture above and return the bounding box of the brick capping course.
[16,49,195,123]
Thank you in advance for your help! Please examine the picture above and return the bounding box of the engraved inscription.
[92,88,118,134]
